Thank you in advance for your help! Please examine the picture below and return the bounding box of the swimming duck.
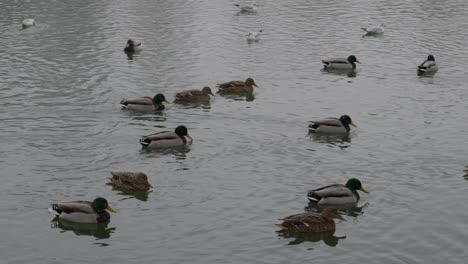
[417,55,438,74]
[124,39,143,53]
[140,125,192,149]
[48,197,115,224]
[174,87,214,103]
[322,55,360,70]
[247,29,262,42]
[217,78,258,93]
[307,178,369,205]
[22,18,35,28]
[276,208,344,233]
[108,171,153,191]
[120,93,170,112]
[308,115,356,135]
[234,3,258,12]
[361,23,384,36]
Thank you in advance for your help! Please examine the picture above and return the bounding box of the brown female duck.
[174,87,214,103]
[107,172,153,191]
[276,208,343,233]
[217,78,257,93]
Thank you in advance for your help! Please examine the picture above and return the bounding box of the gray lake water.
[1,0,468,263]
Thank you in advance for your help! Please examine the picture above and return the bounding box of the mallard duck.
[22,18,35,28]
[276,208,344,233]
[217,78,258,93]
[417,55,438,74]
[361,23,384,36]
[308,115,356,135]
[140,125,192,149]
[108,171,152,191]
[124,39,143,53]
[174,87,214,103]
[48,197,115,224]
[120,93,170,112]
[234,3,258,12]
[247,29,262,42]
[307,178,369,205]
[322,55,361,70]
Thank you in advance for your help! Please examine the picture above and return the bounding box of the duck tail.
[48,205,61,216]
[139,137,151,146]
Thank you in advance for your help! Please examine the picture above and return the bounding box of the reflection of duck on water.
[305,202,368,218]
[276,229,346,247]
[50,220,115,239]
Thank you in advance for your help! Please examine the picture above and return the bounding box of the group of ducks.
[46,5,438,236]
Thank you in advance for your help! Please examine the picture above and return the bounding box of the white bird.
[361,23,384,36]
[246,29,262,42]
[234,3,258,12]
[22,19,35,28]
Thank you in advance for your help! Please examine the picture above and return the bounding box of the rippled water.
[1,0,468,263]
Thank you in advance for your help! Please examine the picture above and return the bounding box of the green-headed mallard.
[174,87,214,103]
[322,55,360,70]
[48,197,115,224]
[108,171,152,191]
[140,125,192,149]
[22,18,35,28]
[308,115,356,135]
[417,55,438,74]
[124,39,143,53]
[276,208,344,233]
[307,178,369,205]
[120,93,170,112]
[217,78,258,93]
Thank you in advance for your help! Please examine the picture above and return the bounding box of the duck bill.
[253,82,258,87]
[350,122,357,127]
[209,92,215,96]
[185,134,193,140]
[164,99,172,104]
[359,187,369,194]
[356,60,361,64]
[106,205,116,213]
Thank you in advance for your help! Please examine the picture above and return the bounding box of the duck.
[217,78,258,93]
[322,55,361,71]
[234,3,258,12]
[22,18,35,28]
[140,125,192,149]
[361,23,384,36]
[107,171,153,191]
[246,29,262,42]
[48,197,115,224]
[124,39,143,53]
[307,178,369,205]
[276,208,344,233]
[417,55,438,74]
[174,86,214,103]
[308,115,356,135]
[120,93,170,112]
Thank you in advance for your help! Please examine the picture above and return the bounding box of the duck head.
[175,125,192,140]
[153,94,171,104]
[427,55,435,61]
[347,55,361,64]
[339,115,357,127]
[92,197,115,212]
[245,78,257,87]
[345,178,368,193]
[202,86,215,96]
